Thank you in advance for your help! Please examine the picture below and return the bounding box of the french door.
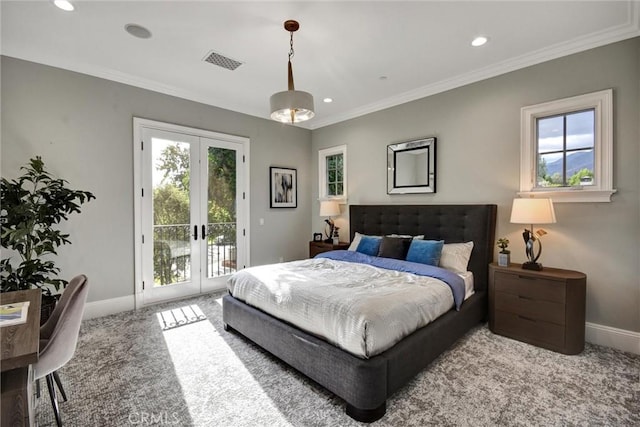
[134,119,249,306]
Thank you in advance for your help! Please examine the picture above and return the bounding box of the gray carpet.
[37,292,639,426]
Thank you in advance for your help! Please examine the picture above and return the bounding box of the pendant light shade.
[270,20,314,124]
[270,90,315,123]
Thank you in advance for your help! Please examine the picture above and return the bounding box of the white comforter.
[227,257,454,358]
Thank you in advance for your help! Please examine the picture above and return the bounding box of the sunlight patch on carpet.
[161,318,293,426]
[156,304,207,330]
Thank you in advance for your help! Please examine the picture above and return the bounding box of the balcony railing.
[153,222,236,286]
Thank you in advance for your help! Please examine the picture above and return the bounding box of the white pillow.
[439,241,474,273]
[348,232,364,251]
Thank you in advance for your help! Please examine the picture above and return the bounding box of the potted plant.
[497,237,510,267]
[1,156,95,322]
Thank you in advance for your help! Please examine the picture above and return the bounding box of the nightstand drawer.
[489,263,586,354]
[494,310,565,349]
[494,291,565,325]
[494,271,565,303]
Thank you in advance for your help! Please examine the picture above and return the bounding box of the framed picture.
[313,233,323,242]
[270,167,297,208]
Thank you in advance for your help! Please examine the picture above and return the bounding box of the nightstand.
[309,241,350,258]
[489,263,586,355]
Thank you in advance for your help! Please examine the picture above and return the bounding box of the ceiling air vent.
[203,50,243,71]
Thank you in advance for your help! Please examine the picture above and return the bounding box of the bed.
[222,204,497,422]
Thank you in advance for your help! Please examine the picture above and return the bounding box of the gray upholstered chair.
[34,275,89,427]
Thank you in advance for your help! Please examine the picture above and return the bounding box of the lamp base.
[522,261,543,271]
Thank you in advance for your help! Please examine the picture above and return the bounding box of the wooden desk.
[1,289,41,427]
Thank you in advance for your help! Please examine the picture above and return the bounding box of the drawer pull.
[518,295,534,300]
[518,275,537,280]
[517,315,537,323]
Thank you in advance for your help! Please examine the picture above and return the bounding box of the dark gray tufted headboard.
[349,204,497,292]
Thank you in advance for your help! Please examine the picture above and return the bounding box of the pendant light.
[270,20,315,124]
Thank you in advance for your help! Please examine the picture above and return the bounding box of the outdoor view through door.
[136,120,248,305]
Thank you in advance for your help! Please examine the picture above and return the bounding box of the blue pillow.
[406,239,445,266]
[356,235,382,256]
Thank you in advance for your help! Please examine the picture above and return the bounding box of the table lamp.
[319,200,340,243]
[510,197,556,271]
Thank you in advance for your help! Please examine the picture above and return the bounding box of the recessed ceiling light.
[125,24,152,39]
[53,0,74,11]
[471,36,488,47]
[323,98,333,103]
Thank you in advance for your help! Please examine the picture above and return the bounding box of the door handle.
[202,225,206,239]
[194,225,198,241]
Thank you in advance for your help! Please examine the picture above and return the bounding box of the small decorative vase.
[498,252,510,267]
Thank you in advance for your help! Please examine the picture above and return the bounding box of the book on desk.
[0,301,30,327]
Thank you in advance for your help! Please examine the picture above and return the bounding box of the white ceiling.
[2,1,638,129]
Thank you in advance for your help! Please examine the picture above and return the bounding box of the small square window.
[520,89,615,203]
[535,109,594,188]
[319,145,347,201]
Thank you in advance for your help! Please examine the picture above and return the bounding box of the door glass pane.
[206,147,237,278]
[152,138,191,286]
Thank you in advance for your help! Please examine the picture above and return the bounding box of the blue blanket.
[316,250,466,310]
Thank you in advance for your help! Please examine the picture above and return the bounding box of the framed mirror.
[387,137,436,194]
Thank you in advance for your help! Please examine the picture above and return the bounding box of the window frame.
[519,89,615,202]
[318,144,347,202]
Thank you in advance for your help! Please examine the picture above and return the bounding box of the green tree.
[153,184,189,225]
[207,147,236,225]
[157,144,190,191]
[537,157,549,182]
[568,168,594,186]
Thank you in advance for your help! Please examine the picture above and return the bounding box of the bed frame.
[223,204,497,422]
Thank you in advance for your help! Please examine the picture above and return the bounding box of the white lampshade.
[319,200,340,217]
[510,198,557,225]
[270,90,315,123]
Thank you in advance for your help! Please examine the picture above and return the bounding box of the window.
[318,145,347,201]
[537,109,594,188]
[520,89,615,202]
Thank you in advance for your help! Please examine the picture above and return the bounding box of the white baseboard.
[83,295,135,320]
[586,322,640,355]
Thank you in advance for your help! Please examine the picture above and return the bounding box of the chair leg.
[52,371,68,402]
[45,374,63,427]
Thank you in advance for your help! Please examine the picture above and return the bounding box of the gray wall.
[1,56,312,303]
[2,37,639,333]
[312,38,640,332]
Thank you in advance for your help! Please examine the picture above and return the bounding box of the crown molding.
[3,1,638,132]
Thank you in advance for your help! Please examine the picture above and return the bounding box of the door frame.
[133,118,250,308]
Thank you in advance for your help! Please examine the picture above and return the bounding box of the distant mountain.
[545,151,593,178]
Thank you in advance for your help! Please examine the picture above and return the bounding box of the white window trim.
[318,144,347,202]
[519,89,616,203]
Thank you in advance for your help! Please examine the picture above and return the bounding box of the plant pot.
[498,252,510,267]
[40,294,59,326]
